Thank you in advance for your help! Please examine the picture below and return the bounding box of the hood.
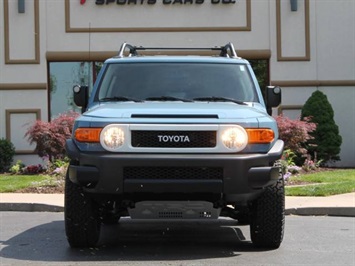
[84,102,267,120]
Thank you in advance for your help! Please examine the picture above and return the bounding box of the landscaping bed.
[14,180,64,194]
[2,168,354,196]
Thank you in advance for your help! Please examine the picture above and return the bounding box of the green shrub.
[9,160,25,174]
[301,90,342,164]
[0,138,16,172]
[50,158,70,178]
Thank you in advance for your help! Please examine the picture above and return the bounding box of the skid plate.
[128,201,221,220]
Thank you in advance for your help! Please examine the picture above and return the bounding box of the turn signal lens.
[246,129,274,144]
[75,128,102,143]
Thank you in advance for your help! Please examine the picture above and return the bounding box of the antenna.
[88,22,91,61]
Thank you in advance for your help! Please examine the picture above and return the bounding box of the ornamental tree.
[26,111,80,162]
[275,115,316,158]
[301,90,342,163]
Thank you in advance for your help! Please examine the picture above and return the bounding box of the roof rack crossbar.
[117,42,238,58]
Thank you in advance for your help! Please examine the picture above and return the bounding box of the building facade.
[0,0,354,166]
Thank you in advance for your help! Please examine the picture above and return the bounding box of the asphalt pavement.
[1,192,354,216]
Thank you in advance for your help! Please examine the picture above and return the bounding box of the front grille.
[124,167,223,180]
[158,212,183,218]
[131,131,216,148]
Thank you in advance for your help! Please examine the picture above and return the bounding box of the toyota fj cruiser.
[65,43,284,249]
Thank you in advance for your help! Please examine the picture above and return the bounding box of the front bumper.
[66,139,284,201]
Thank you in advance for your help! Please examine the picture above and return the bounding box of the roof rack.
[117,42,239,58]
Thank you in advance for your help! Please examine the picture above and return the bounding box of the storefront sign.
[71,0,248,31]
[82,0,237,5]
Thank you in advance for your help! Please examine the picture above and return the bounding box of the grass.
[0,174,57,193]
[285,169,355,196]
[1,169,355,196]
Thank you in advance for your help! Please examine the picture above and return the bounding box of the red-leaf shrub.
[26,111,80,162]
[23,164,44,174]
[275,115,316,157]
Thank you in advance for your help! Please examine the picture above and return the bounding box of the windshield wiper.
[99,96,143,103]
[193,96,247,105]
[145,96,193,102]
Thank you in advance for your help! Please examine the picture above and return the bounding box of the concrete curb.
[285,207,355,217]
[0,203,64,212]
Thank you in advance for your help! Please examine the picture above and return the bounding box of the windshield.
[96,63,259,102]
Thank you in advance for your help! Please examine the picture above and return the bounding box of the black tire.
[250,177,285,249]
[236,208,250,225]
[64,170,101,248]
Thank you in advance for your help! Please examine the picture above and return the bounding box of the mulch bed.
[15,179,65,194]
[15,185,64,194]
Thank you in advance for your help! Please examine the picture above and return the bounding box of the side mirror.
[265,86,281,115]
[73,85,89,113]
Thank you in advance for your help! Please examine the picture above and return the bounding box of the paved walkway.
[1,192,355,216]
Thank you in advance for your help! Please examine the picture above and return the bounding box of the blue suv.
[65,43,284,249]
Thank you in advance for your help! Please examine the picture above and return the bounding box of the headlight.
[100,125,125,151]
[221,126,248,151]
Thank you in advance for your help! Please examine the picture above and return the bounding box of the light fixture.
[18,0,25,13]
[290,0,298,12]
